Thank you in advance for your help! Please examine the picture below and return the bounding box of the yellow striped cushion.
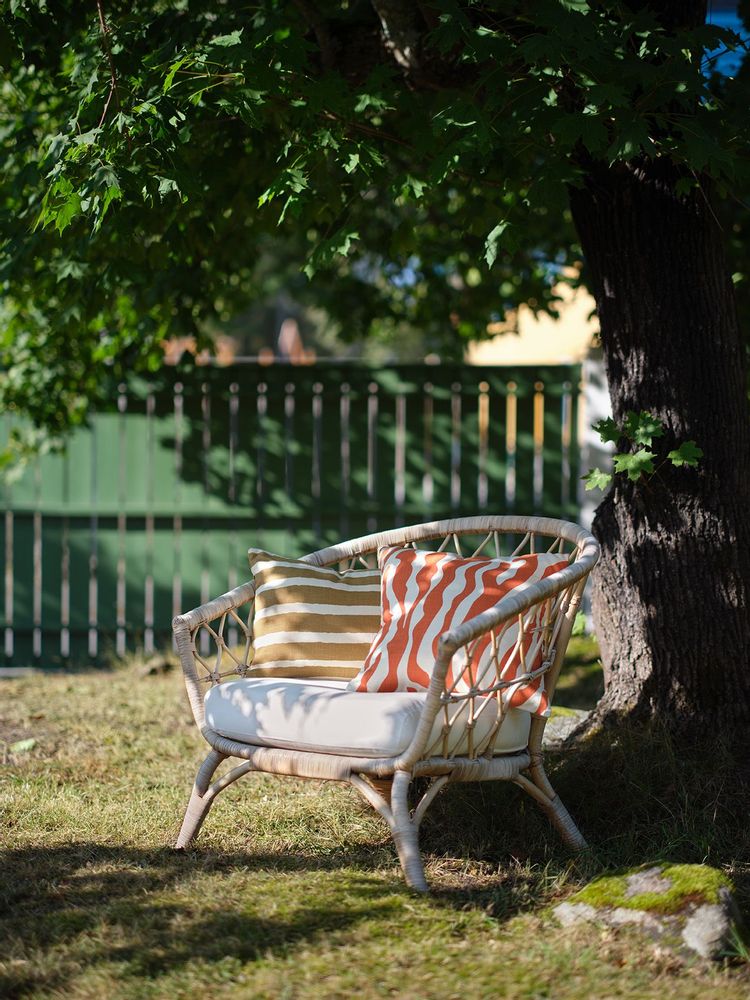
[247,551,381,680]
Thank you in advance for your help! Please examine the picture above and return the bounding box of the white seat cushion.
[204,678,530,759]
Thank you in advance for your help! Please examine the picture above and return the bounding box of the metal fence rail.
[1,363,582,666]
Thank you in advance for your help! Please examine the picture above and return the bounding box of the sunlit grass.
[1,654,749,999]
[555,634,604,710]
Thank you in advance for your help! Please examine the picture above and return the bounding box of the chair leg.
[545,793,588,851]
[175,749,227,849]
[390,770,429,892]
[368,777,393,806]
[515,758,587,851]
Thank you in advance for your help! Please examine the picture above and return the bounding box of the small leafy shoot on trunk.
[613,447,656,481]
[584,411,703,491]
[667,440,704,467]
[591,416,621,444]
[582,467,613,491]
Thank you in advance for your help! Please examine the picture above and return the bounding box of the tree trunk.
[569,158,750,732]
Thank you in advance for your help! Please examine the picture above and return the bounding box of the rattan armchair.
[172,515,599,892]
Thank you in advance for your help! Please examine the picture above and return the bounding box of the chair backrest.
[304,516,599,763]
[305,515,596,571]
[174,516,599,750]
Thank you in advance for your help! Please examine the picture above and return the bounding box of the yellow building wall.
[466,283,598,365]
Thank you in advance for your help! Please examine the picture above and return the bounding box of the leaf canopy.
[1,1,749,440]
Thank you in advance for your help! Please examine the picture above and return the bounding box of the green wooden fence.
[1,362,582,666]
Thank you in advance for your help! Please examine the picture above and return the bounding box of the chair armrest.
[440,556,592,655]
[173,580,257,728]
[395,556,594,769]
[173,580,256,632]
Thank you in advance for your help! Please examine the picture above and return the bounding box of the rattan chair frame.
[173,515,599,891]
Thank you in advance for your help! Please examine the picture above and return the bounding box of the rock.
[624,866,672,898]
[139,654,176,677]
[607,907,667,935]
[553,863,742,962]
[543,708,589,746]
[553,899,673,938]
[681,889,737,960]
[553,901,598,927]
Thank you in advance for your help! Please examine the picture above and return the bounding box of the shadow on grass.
[2,723,749,995]
[0,842,402,997]
[421,722,750,915]
[555,635,605,710]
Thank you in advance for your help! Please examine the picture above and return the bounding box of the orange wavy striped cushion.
[347,546,569,716]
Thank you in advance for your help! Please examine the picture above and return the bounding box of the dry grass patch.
[1,659,749,999]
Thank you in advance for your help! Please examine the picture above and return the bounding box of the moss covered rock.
[543,706,589,745]
[554,863,742,961]
[573,863,730,914]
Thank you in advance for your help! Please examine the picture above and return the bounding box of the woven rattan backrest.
[305,516,597,760]
[174,516,598,753]
[305,515,586,568]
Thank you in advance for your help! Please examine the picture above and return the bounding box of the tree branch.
[369,0,425,71]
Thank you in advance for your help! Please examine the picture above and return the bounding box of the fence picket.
[1,362,583,665]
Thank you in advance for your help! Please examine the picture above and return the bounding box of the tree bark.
[360,0,750,732]
[569,158,750,731]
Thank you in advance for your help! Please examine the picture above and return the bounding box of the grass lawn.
[1,643,749,999]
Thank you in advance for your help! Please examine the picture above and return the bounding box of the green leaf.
[157,176,180,198]
[582,468,613,491]
[623,410,664,447]
[210,30,243,47]
[132,100,158,117]
[571,610,587,636]
[613,448,655,481]
[163,56,189,93]
[520,34,563,64]
[100,184,122,216]
[55,194,82,234]
[607,116,651,163]
[55,260,87,281]
[10,738,36,753]
[668,440,703,467]
[73,128,101,147]
[484,222,508,268]
[592,417,620,444]
[354,92,392,114]
[551,112,608,154]
[304,228,360,277]
[588,83,629,108]
[401,175,425,199]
